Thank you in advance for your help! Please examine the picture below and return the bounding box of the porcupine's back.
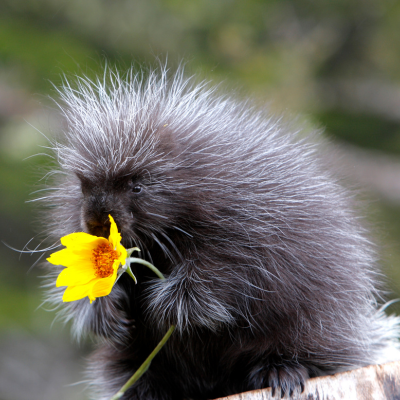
[41,66,400,399]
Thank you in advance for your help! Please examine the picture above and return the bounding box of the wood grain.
[215,361,400,400]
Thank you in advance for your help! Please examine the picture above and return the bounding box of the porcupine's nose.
[86,219,111,238]
[82,191,112,238]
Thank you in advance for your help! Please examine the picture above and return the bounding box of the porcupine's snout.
[81,189,114,238]
[80,184,135,246]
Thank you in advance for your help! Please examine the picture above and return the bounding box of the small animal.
[40,66,400,399]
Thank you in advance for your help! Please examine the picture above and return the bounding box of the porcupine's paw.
[268,364,309,398]
[249,362,309,398]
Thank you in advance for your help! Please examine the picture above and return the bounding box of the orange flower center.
[92,242,120,278]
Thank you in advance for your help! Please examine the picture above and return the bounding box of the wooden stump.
[215,361,400,400]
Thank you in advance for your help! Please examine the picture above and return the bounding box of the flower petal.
[62,279,98,302]
[90,272,117,298]
[116,243,128,265]
[56,264,96,287]
[108,215,122,249]
[61,233,108,251]
[47,248,94,267]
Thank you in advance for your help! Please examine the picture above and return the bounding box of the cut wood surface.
[215,361,400,400]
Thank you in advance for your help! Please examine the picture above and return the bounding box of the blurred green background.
[1,1,400,399]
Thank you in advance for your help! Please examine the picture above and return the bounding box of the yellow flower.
[47,215,127,303]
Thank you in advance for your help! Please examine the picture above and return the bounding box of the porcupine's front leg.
[143,260,238,333]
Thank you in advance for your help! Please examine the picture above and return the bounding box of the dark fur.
[40,67,400,399]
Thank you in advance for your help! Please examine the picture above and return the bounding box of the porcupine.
[40,66,400,400]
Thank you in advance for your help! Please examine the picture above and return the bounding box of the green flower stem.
[128,257,165,280]
[110,325,175,400]
[109,253,172,400]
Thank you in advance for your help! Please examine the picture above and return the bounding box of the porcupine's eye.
[132,185,142,194]
[127,179,142,194]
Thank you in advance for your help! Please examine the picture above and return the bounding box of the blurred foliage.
[1,0,400,398]
[0,0,398,92]
[318,110,400,155]
[0,18,100,89]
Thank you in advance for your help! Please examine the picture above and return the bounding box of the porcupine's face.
[79,174,145,242]
[76,151,188,264]
[79,176,155,244]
